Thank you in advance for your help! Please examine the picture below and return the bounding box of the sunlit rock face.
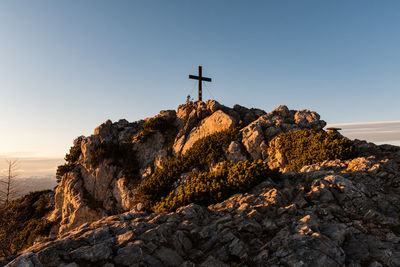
[181,110,238,153]
[49,169,107,234]
[8,144,400,266]
[240,105,326,161]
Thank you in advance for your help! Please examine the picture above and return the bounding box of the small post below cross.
[188,66,212,101]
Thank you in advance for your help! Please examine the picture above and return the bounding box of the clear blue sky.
[1,0,400,157]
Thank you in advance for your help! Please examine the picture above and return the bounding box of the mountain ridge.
[4,100,400,266]
[50,100,328,235]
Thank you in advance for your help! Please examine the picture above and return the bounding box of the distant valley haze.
[0,156,62,197]
[328,121,400,147]
[0,155,63,178]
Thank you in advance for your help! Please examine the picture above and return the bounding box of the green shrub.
[177,102,195,119]
[135,128,238,207]
[11,219,53,253]
[182,128,238,169]
[134,116,177,142]
[56,136,83,183]
[90,142,120,166]
[0,190,54,256]
[64,136,84,163]
[142,116,175,133]
[90,142,139,181]
[154,160,278,213]
[273,129,357,172]
[56,164,74,183]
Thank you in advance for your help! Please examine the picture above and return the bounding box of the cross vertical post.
[188,65,212,102]
[198,66,202,101]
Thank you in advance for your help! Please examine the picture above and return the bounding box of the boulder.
[49,171,106,234]
[181,110,237,153]
[241,121,265,160]
[294,109,326,130]
[133,131,165,169]
[225,141,248,162]
[206,99,223,113]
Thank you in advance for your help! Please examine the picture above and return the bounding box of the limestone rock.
[294,109,326,130]
[154,149,168,169]
[233,104,259,125]
[172,134,186,155]
[80,163,119,202]
[241,119,265,160]
[112,178,135,210]
[205,99,223,113]
[155,246,183,266]
[241,105,325,162]
[49,170,106,234]
[133,131,165,169]
[181,110,237,153]
[225,141,248,162]
[114,242,143,265]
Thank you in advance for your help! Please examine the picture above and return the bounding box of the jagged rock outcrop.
[49,169,107,234]
[8,143,400,266]
[240,105,326,161]
[180,110,237,153]
[49,101,328,235]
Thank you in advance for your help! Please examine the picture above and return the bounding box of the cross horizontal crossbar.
[188,75,212,82]
[188,65,212,101]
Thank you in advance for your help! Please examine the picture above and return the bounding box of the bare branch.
[0,159,20,206]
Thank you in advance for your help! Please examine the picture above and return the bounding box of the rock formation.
[6,101,400,266]
[48,101,326,235]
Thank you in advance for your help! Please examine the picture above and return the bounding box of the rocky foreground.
[7,142,400,266]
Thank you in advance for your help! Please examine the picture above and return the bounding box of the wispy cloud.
[327,121,400,146]
[0,152,42,158]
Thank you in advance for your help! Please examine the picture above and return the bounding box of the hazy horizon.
[0,156,63,178]
[328,121,400,146]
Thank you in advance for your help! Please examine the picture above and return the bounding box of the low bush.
[0,190,54,257]
[90,142,140,181]
[56,136,84,183]
[274,129,357,172]
[154,160,278,213]
[142,116,175,133]
[135,128,238,207]
[11,219,53,253]
[56,164,74,183]
[64,136,84,163]
[134,116,177,143]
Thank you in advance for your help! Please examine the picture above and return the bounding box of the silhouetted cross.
[188,66,212,101]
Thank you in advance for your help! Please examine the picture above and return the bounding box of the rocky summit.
[4,101,400,267]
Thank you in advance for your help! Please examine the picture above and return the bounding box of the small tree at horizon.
[0,159,19,206]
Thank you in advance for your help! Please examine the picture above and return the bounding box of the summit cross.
[188,66,212,101]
